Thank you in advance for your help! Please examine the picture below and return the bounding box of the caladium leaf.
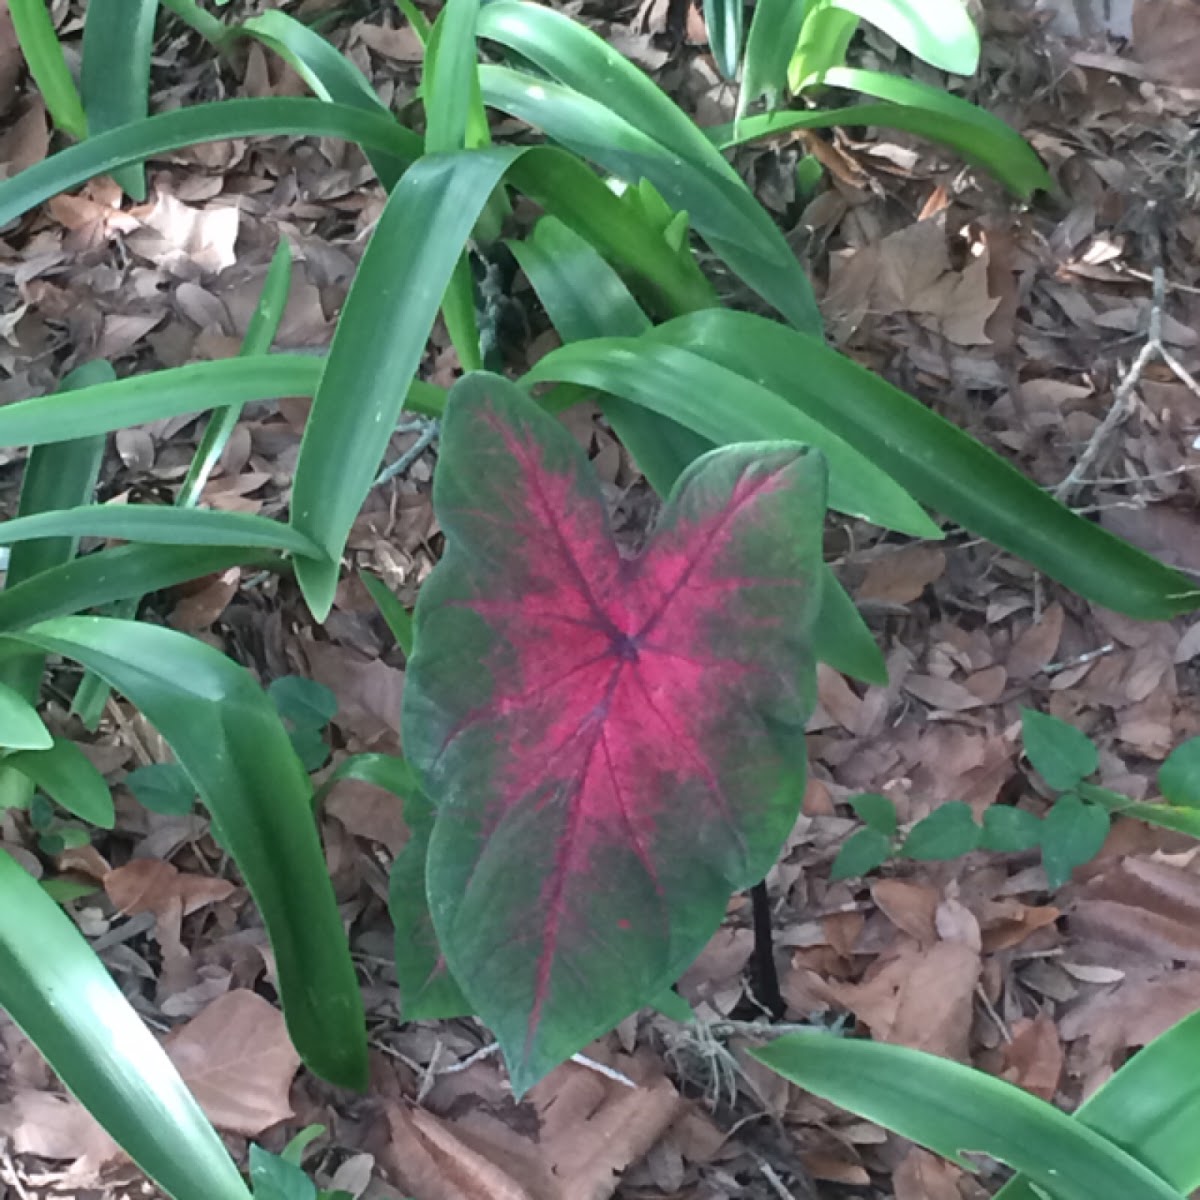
[403,372,826,1093]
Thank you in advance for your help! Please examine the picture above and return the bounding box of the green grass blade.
[818,66,1051,197]
[0,504,325,556]
[424,0,481,153]
[830,0,979,74]
[8,0,87,137]
[238,12,411,190]
[15,617,368,1089]
[996,1010,1200,1198]
[0,545,280,635]
[0,98,421,228]
[703,0,743,79]
[0,362,111,806]
[179,240,294,508]
[752,1033,1181,1200]
[480,63,822,333]
[817,564,887,684]
[394,0,432,42]
[360,573,414,657]
[788,2,859,88]
[741,0,811,108]
[507,147,717,317]
[0,681,53,749]
[0,849,253,1200]
[650,310,1200,619]
[81,0,158,198]
[6,737,114,826]
[291,148,520,619]
[523,337,939,537]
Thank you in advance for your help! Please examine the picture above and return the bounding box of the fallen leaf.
[1001,1012,1063,1100]
[1132,0,1200,87]
[894,1146,963,1200]
[858,546,947,605]
[165,990,301,1135]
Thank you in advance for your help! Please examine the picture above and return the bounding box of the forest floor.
[2,0,1200,1197]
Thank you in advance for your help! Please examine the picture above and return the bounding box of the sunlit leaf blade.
[789,3,860,87]
[0,504,324,555]
[0,680,53,749]
[291,148,519,620]
[479,64,821,333]
[6,738,114,826]
[403,373,826,1092]
[0,545,282,634]
[830,0,979,75]
[14,617,368,1089]
[0,99,421,229]
[81,0,157,198]
[238,11,410,190]
[0,849,253,1200]
[703,0,743,79]
[752,1033,1182,1200]
[996,1009,1200,1199]
[647,310,1200,619]
[8,0,87,137]
[523,336,938,537]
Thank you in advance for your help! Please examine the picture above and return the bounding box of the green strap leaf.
[424,0,482,153]
[8,0,87,137]
[81,0,158,198]
[0,849,252,1200]
[702,0,743,80]
[753,1033,1183,1200]
[1,504,326,557]
[14,617,368,1089]
[6,737,115,827]
[0,98,421,229]
[0,680,53,750]
[646,310,1200,620]
[741,0,811,108]
[829,0,979,75]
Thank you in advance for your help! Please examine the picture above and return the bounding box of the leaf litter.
[3,0,1200,1196]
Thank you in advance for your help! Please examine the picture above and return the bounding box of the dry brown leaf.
[0,1090,118,1163]
[871,879,939,947]
[857,546,947,605]
[104,858,234,919]
[1002,1012,1063,1101]
[1008,603,1065,680]
[903,674,984,712]
[324,778,409,856]
[894,1147,962,1200]
[800,1151,870,1185]
[165,990,301,1135]
[1132,0,1200,87]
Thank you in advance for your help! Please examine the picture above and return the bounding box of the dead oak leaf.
[165,989,301,1135]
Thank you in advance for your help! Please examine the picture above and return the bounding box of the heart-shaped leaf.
[403,373,826,1092]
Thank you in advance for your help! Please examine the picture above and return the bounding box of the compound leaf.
[403,372,826,1092]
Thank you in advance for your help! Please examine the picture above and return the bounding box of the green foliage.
[125,762,197,816]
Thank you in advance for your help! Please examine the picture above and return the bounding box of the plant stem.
[159,0,230,48]
[750,880,785,1019]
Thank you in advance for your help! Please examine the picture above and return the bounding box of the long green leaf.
[479,63,821,333]
[0,98,422,229]
[647,310,1200,619]
[0,545,281,635]
[0,849,252,1200]
[752,1033,1182,1200]
[238,12,411,190]
[6,738,114,826]
[0,504,324,556]
[830,0,979,74]
[424,0,481,153]
[8,0,87,137]
[360,573,414,657]
[703,0,743,79]
[788,1,859,88]
[291,148,521,619]
[0,363,111,807]
[81,0,158,198]
[0,681,53,749]
[741,0,811,107]
[708,98,1049,200]
[996,1010,1200,1199]
[14,617,368,1089]
[524,336,938,537]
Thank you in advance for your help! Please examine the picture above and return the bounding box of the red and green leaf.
[402,373,826,1092]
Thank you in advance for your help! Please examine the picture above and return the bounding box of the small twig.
[570,1052,638,1088]
[0,1143,32,1200]
[415,1040,445,1104]
[1044,643,1116,676]
[975,982,1012,1045]
[758,1158,798,1200]
[1055,267,1165,503]
[434,1041,501,1076]
[1116,264,1200,298]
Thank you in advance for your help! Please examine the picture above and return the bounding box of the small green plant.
[833,711,1200,887]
